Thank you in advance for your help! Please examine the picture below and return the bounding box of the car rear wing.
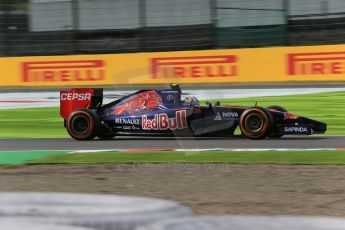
[60,88,103,119]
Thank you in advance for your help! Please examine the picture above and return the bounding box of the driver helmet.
[183,97,199,106]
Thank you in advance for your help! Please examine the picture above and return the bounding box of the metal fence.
[1,0,345,57]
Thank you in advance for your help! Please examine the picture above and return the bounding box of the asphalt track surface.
[0,136,344,151]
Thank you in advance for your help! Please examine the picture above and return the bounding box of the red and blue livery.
[60,85,326,140]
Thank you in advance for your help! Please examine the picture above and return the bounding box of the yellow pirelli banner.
[1,44,345,87]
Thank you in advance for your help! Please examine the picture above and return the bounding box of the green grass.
[0,107,66,138]
[0,151,62,165]
[0,91,344,138]
[29,150,345,165]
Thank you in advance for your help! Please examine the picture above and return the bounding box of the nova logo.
[142,110,187,130]
[287,51,345,75]
[222,112,238,118]
[214,111,238,121]
[22,60,105,82]
[214,112,222,121]
[151,56,238,78]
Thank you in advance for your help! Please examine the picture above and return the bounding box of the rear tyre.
[239,107,273,140]
[267,105,287,138]
[66,109,97,140]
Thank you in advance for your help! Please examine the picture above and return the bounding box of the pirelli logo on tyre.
[287,51,345,76]
[22,60,105,82]
[150,55,238,79]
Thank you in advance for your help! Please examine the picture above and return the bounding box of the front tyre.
[66,109,97,140]
[267,105,287,138]
[240,107,273,140]
[267,105,287,113]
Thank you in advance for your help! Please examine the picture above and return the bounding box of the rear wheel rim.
[71,115,90,134]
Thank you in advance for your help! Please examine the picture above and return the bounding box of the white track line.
[67,148,342,154]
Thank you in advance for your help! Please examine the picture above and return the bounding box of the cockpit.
[111,84,199,116]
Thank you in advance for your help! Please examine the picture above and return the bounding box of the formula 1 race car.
[60,85,327,140]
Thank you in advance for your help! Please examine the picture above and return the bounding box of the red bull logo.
[142,110,187,130]
[284,112,299,120]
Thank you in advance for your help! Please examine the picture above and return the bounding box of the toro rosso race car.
[60,85,326,140]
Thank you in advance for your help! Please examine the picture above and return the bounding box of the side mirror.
[206,101,212,109]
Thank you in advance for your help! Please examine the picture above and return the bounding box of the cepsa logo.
[60,93,92,101]
[150,55,238,78]
[287,51,345,75]
[22,60,105,82]
[142,110,187,130]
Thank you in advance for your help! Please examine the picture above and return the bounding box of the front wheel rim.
[244,113,265,134]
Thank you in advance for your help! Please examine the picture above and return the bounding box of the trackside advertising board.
[1,44,345,87]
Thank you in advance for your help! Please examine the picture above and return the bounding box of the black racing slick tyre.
[66,109,98,141]
[267,105,287,138]
[239,107,273,140]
